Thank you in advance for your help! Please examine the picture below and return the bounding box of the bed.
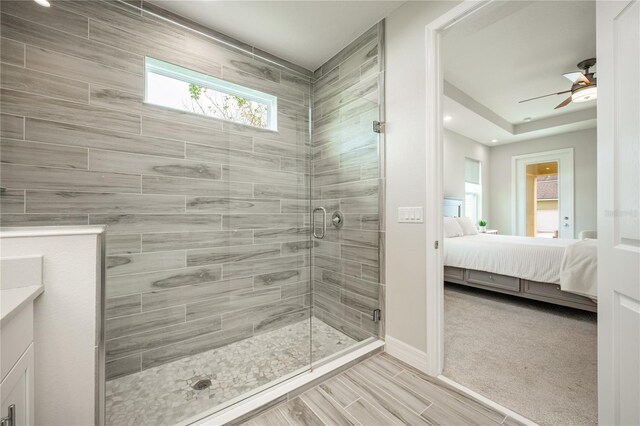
[443,198,597,312]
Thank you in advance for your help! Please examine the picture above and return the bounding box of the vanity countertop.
[0,285,44,328]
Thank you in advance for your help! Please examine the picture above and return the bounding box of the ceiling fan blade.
[554,96,573,109]
[563,71,590,85]
[519,90,572,103]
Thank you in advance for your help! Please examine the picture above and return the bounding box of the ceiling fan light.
[33,0,50,7]
[571,86,597,103]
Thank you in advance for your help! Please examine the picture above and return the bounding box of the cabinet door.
[0,344,34,426]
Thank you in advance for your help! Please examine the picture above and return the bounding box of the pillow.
[456,217,479,235]
[444,217,464,238]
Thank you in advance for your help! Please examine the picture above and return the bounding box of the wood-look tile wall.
[311,22,385,341]
[0,0,314,380]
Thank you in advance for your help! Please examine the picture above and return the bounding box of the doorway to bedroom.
[438,1,598,425]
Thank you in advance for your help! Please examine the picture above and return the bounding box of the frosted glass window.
[464,158,482,224]
[464,158,481,185]
[145,57,277,130]
[465,193,479,224]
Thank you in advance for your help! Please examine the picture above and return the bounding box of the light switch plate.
[398,207,423,223]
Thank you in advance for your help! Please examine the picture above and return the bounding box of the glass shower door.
[310,21,385,363]
[95,3,315,425]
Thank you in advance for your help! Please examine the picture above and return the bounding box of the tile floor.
[105,319,356,426]
[243,352,527,426]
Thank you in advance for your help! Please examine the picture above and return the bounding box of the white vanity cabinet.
[1,227,105,425]
[0,256,43,426]
[0,303,38,426]
[1,344,34,426]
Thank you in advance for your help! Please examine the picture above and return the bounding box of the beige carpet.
[443,284,597,426]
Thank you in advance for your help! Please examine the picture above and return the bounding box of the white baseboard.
[384,335,428,372]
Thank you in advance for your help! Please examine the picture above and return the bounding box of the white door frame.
[512,148,575,239]
[423,0,488,377]
[425,3,640,424]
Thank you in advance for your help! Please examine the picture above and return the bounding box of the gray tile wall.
[0,0,314,380]
[311,22,385,341]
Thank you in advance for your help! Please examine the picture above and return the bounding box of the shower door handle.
[312,207,327,239]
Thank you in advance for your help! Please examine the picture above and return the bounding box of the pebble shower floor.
[105,319,356,425]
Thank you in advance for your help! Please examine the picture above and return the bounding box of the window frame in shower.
[144,56,278,130]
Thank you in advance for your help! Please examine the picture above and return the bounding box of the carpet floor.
[443,284,597,426]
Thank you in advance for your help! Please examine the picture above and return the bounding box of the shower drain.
[192,379,212,391]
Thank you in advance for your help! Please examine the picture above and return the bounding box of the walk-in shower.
[0,0,384,423]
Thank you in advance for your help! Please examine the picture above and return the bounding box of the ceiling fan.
[519,58,597,109]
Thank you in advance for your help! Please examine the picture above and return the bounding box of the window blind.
[465,158,481,185]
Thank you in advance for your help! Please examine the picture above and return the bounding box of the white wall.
[490,128,597,237]
[385,1,459,357]
[0,228,103,426]
[385,0,596,362]
[443,129,491,221]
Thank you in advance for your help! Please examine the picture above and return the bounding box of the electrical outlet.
[398,207,423,223]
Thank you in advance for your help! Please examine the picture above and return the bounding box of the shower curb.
[191,339,385,426]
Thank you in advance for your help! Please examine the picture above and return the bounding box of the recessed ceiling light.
[33,0,50,6]
[491,139,498,143]
[443,115,452,122]
[523,117,532,122]
[546,167,550,170]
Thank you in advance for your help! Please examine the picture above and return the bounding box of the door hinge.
[372,309,382,323]
[373,121,385,133]
[434,240,439,249]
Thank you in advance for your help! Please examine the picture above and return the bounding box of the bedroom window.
[465,158,482,225]
[144,57,277,130]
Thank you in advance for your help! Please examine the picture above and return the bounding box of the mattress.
[559,238,598,299]
[444,234,577,284]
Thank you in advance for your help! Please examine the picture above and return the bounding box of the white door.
[597,1,640,425]
[513,149,574,239]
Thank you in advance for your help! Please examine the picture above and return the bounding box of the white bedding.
[444,234,576,284]
[559,239,598,300]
